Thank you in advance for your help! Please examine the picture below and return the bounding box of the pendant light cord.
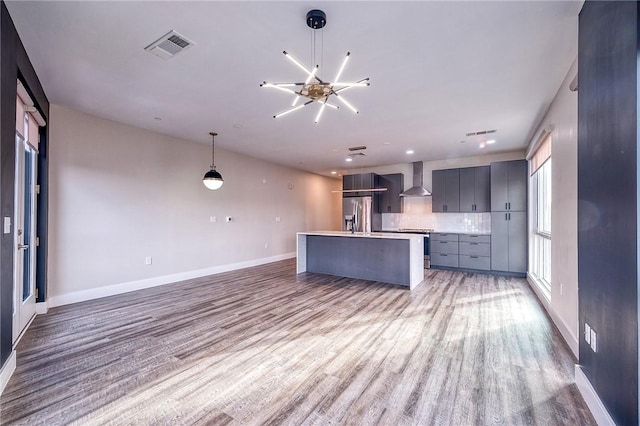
[210,132,217,169]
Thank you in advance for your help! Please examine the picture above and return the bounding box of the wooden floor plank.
[0,259,595,425]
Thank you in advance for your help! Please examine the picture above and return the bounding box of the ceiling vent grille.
[466,129,497,137]
[348,146,367,151]
[144,30,194,60]
[348,152,366,158]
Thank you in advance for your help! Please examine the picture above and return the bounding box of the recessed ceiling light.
[346,158,353,162]
[331,171,337,175]
[479,142,486,149]
[486,139,496,144]
[406,150,414,155]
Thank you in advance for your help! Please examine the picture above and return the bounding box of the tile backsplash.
[381,197,491,233]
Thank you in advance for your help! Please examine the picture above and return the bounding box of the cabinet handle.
[508,213,511,220]
[470,243,478,245]
[471,256,478,259]
[508,202,511,210]
[505,213,508,220]
[505,202,508,210]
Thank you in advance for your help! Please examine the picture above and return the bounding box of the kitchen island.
[297,231,424,289]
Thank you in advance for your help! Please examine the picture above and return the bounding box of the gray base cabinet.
[491,212,527,273]
[459,234,491,271]
[430,233,459,267]
[431,233,491,271]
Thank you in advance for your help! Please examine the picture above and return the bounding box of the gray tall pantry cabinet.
[490,160,527,274]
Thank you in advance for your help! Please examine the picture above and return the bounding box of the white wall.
[48,105,341,304]
[526,59,578,356]
[357,152,525,232]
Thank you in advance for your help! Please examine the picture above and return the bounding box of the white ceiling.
[6,1,581,176]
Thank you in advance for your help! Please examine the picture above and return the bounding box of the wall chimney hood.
[400,161,431,197]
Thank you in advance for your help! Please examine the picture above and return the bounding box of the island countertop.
[297,231,426,239]
[297,231,424,289]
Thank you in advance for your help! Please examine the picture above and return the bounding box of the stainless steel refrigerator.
[342,196,382,233]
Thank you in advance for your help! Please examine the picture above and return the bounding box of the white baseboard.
[48,252,296,308]
[526,275,579,358]
[35,301,48,315]
[575,365,616,426]
[0,350,16,396]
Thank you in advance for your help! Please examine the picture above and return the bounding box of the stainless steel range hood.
[400,161,431,197]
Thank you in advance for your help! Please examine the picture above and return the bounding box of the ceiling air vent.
[348,152,366,158]
[348,146,367,151]
[466,129,497,137]
[144,30,194,60]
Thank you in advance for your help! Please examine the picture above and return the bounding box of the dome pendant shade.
[203,131,224,190]
[203,167,223,190]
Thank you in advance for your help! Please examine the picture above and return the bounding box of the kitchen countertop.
[297,231,426,240]
[382,230,491,236]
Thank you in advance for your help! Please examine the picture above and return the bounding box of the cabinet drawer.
[459,255,491,271]
[430,233,459,242]
[431,253,459,268]
[430,240,459,255]
[459,234,491,243]
[459,241,491,256]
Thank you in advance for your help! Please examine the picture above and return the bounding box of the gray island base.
[297,231,424,289]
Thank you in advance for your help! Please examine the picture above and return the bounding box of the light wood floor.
[1,260,594,425]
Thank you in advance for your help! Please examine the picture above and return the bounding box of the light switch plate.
[585,323,591,344]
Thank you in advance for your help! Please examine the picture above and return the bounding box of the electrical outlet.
[591,329,597,352]
[145,256,152,265]
[275,216,281,223]
[210,216,216,223]
[585,323,591,344]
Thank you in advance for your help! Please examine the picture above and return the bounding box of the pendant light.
[203,131,224,190]
[260,9,369,123]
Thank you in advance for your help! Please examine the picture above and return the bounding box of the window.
[529,135,551,299]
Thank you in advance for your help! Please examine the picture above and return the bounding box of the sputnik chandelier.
[260,9,370,124]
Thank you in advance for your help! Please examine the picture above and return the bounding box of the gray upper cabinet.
[342,173,379,198]
[491,160,527,211]
[432,169,460,212]
[459,166,490,212]
[379,173,404,213]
